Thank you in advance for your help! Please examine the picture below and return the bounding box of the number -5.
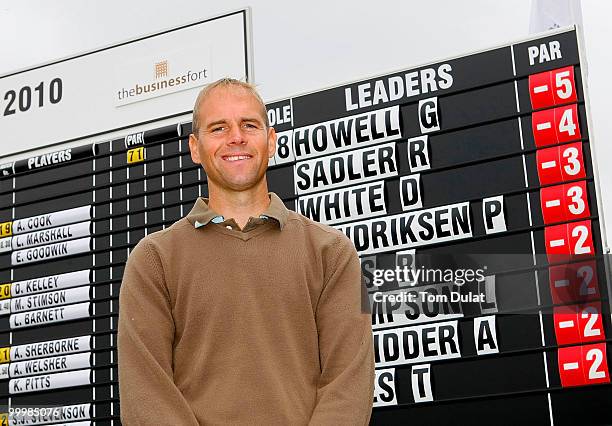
[556,71,573,100]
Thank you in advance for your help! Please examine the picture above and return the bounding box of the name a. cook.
[373,291,484,303]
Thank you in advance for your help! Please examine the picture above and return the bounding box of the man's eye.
[211,126,225,133]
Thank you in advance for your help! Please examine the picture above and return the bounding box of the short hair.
[191,78,269,137]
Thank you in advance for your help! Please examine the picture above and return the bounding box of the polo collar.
[186,192,289,230]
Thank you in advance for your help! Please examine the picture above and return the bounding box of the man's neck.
[207,184,271,229]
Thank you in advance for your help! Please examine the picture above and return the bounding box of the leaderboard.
[0,27,608,425]
[0,126,192,425]
[262,28,611,425]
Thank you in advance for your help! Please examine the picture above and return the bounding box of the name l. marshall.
[373,290,485,304]
[19,226,73,248]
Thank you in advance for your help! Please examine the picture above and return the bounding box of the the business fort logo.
[116,62,208,103]
[155,60,169,79]
[114,48,212,106]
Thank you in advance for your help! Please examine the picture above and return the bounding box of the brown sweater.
[118,192,374,425]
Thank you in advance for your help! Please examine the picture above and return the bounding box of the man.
[118,78,374,425]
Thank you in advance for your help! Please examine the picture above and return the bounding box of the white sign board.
[0,10,251,157]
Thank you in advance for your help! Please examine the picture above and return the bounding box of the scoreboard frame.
[0,23,610,425]
[257,24,612,423]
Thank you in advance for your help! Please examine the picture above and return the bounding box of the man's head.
[189,78,276,194]
[191,78,269,136]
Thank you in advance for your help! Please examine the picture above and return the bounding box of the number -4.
[556,70,573,100]
[558,108,576,136]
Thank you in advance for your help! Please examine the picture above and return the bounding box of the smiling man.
[118,78,374,425]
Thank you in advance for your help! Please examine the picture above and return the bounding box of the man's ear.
[267,127,277,158]
[189,133,201,164]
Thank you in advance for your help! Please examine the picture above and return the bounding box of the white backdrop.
[0,11,249,155]
[0,0,610,247]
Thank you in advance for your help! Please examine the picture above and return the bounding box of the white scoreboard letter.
[479,275,499,315]
[407,137,430,172]
[418,97,440,133]
[395,249,416,287]
[474,315,499,355]
[399,174,423,210]
[482,195,507,234]
[411,364,433,403]
[373,368,398,407]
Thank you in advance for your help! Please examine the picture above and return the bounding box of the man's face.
[189,86,276,193]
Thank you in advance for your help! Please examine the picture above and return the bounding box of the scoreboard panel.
[0,26,609,425]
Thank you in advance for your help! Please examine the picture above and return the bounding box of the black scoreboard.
[0,27,609,425]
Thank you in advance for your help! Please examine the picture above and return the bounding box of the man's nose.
[227,124,246,144]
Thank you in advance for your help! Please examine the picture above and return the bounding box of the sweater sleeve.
[309,235,375,425]
[117,239,199,426]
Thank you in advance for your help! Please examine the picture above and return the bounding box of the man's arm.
[117,239,199,425]
[309,234,375,425]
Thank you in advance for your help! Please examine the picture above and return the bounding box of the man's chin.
[219,177,263,192]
